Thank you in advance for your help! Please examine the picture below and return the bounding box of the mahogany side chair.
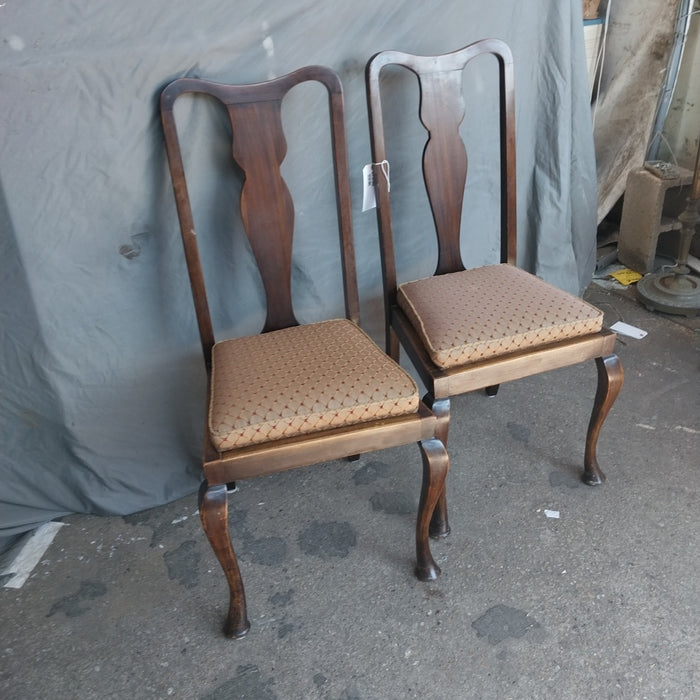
[160,66,449,638]
[365,40,623,537]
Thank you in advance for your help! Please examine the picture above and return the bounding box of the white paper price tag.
[362,163,376,211]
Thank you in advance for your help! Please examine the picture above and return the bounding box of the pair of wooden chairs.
[160,39,623,638]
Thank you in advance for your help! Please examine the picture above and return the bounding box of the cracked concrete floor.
[1,284,699,699]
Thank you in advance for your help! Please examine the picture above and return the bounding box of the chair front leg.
[582,354,624,485]
[199,480,251,638]
[423,395,451,538]
[415,437,450,581]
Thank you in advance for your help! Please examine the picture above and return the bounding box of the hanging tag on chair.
[362,163,376,211]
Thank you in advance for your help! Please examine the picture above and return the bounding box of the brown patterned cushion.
[397,264,604,369]
[209,318,419,451]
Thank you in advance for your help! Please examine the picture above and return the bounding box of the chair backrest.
[365,39,517,293]
[160,66,359,369]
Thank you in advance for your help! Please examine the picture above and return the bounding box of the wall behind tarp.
[0,0,597,544]
[593,0,682,221]
[658,0,700,171]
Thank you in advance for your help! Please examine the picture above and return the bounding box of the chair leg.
[415,437,450,581]
[388,326,401,362]
[423,395,451,539]
[485,384,500,397]
[582,354,624,486]
[198,480,251,638]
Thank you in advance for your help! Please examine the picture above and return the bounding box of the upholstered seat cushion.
[397,264,604,370]
[209,318,419,451]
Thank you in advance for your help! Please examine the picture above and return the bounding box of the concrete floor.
[1,283,699,700]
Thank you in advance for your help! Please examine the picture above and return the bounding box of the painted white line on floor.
[1,522,65,589]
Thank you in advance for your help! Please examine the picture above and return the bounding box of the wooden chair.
[160,66,449,638]
[365,40,623,537]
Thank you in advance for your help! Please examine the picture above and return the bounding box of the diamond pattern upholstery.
[397,264,604,369]
[209,318,420,451]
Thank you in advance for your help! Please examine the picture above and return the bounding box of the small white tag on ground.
[610,321,648,339]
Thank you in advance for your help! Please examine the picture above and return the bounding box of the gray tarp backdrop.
[1,0,597,544]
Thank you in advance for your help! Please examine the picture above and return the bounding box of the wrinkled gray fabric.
[0,0,596,541]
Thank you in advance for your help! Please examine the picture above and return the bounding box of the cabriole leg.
[415,437,450,581]
[582,354,624,485]
[199,480,251,638]
[423,395,451,538]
